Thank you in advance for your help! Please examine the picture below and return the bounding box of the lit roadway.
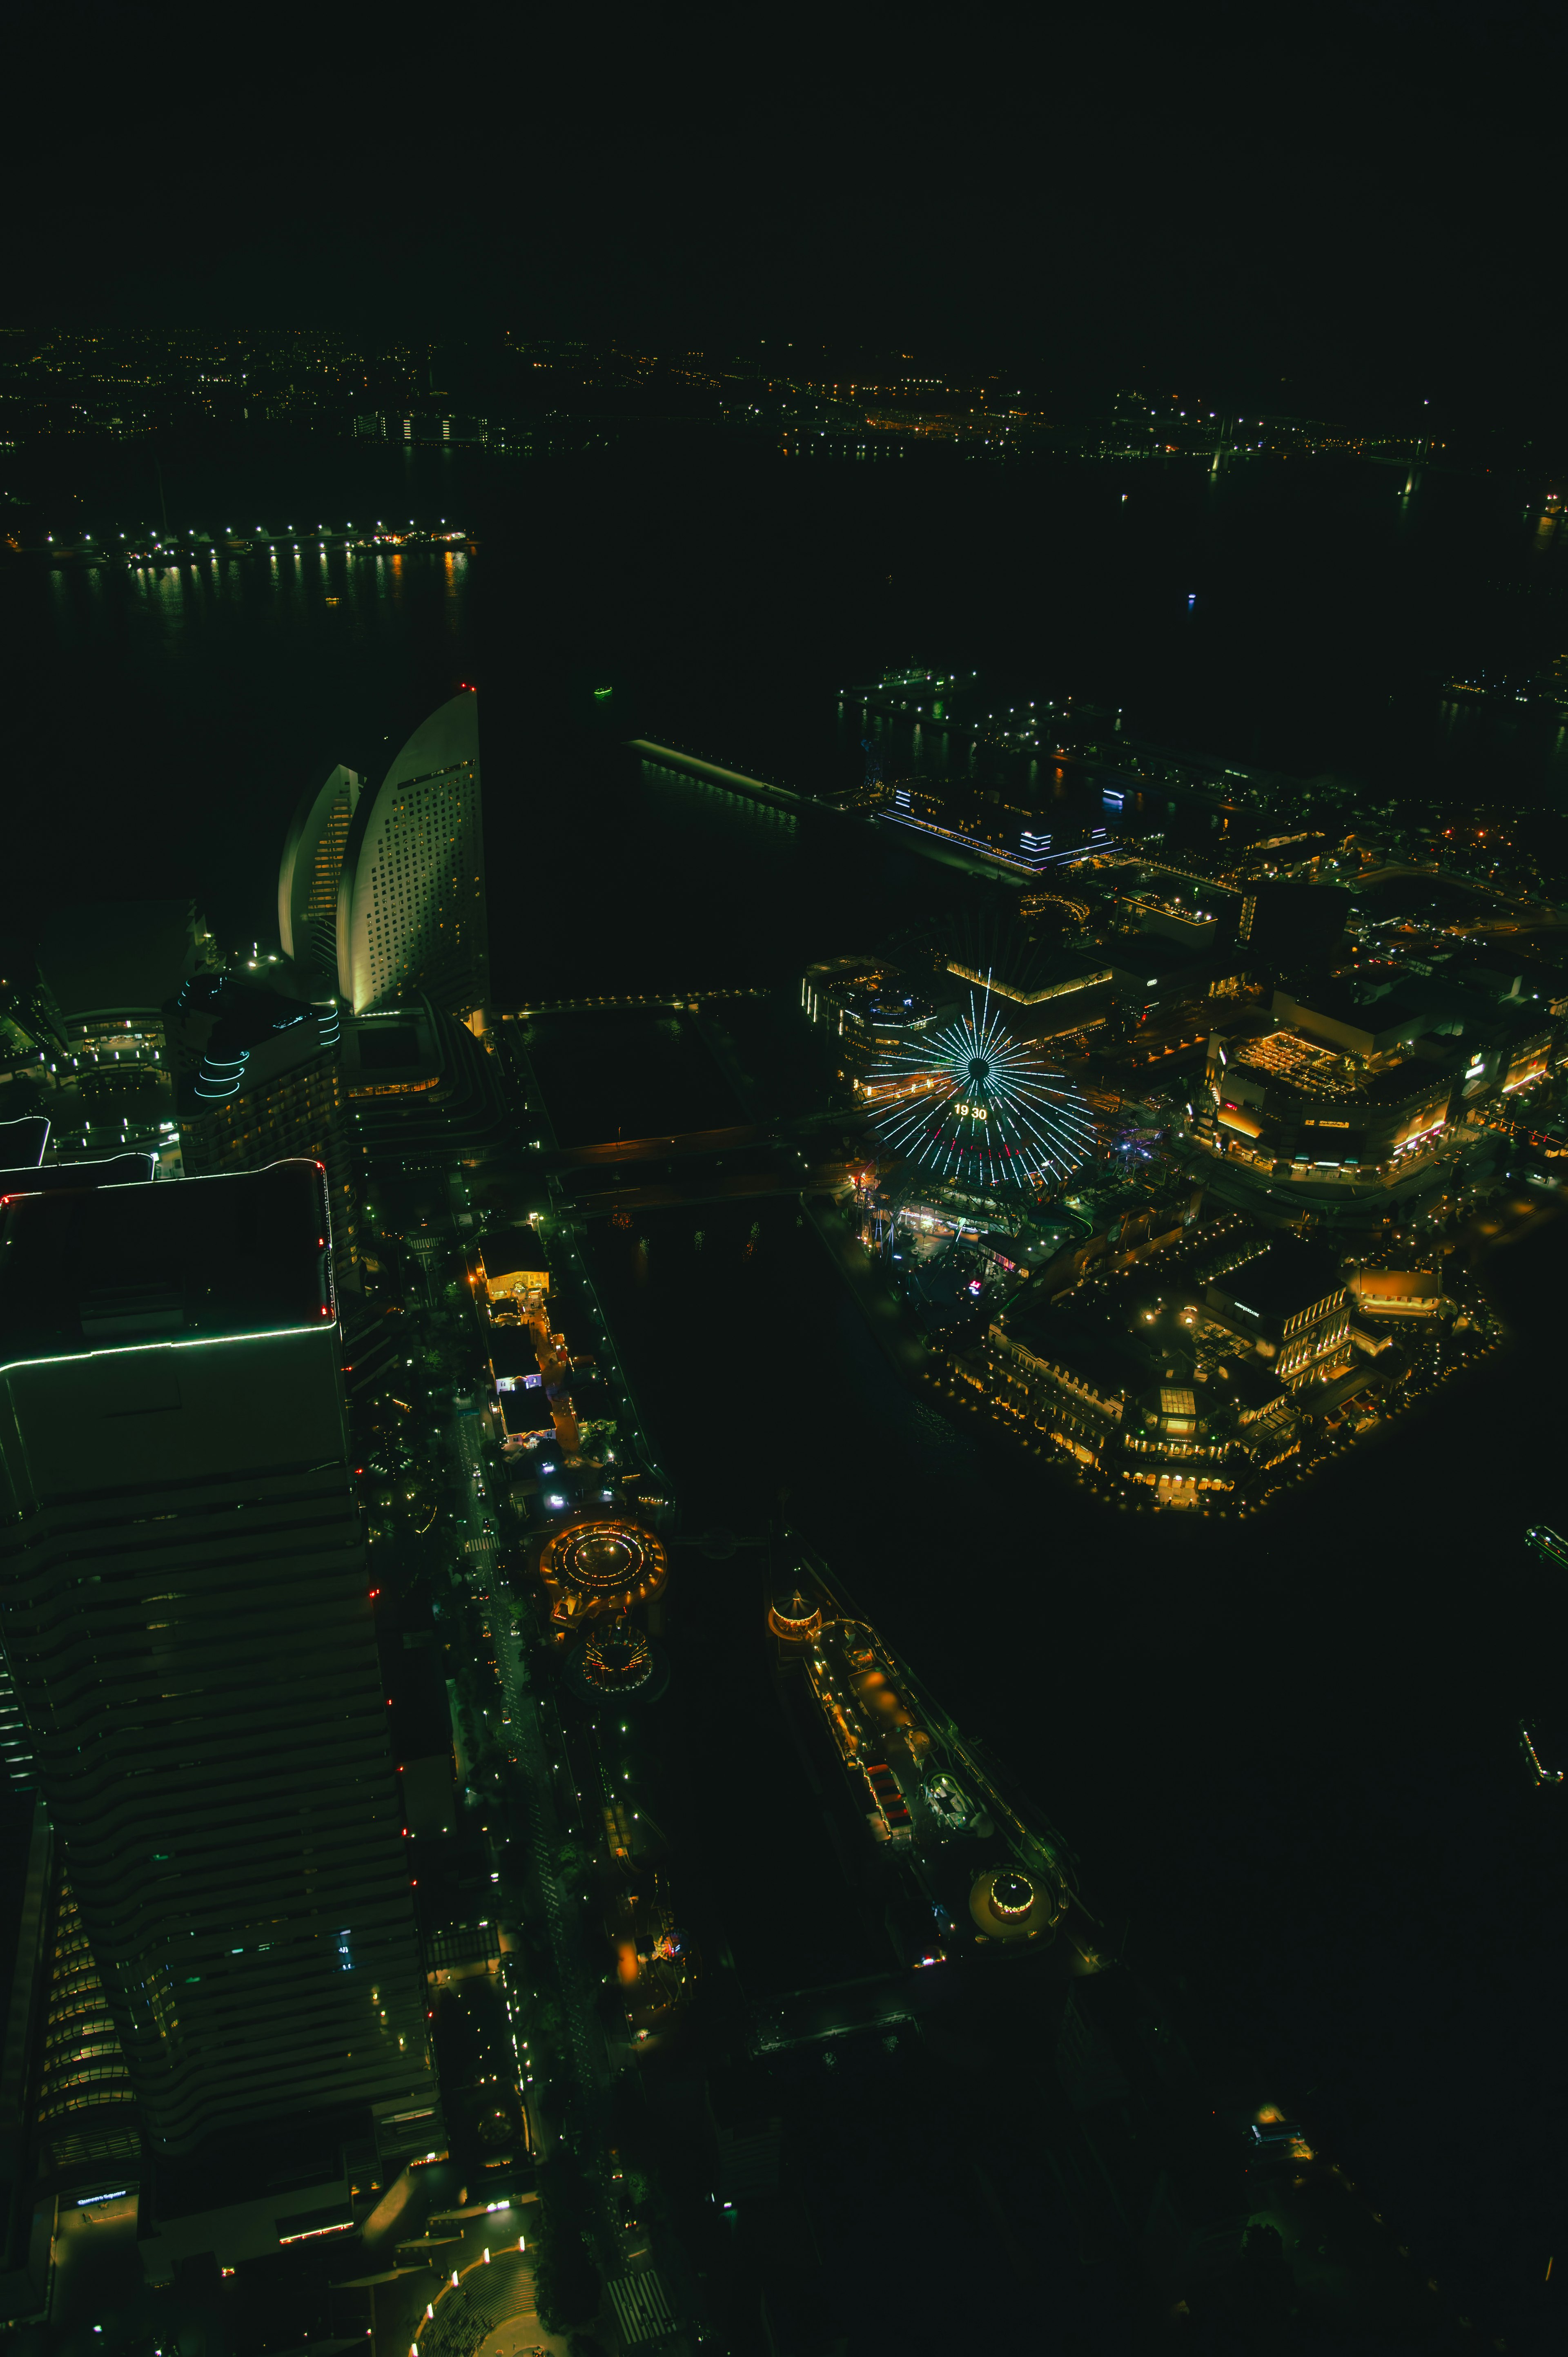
[494,1014,849,1216]
[434,1239,622,2263]
[361,2193,565,2357]
[450,1391,500,1586]
[551,1124,760,1168]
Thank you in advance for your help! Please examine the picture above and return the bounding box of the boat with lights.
[768,1548,1107,1974]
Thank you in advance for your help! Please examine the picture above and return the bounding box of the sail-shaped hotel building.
[278,690,488,1029]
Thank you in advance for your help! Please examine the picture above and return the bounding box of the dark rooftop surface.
[341,1007,439,1088]
[1355,873,1505,919]
[487,1329,540,1379]
[0,1116,48,1169]
[1109,938,1218,984]
[36,900,197,1018]
[1004,943,1118,990]
[0,1161,332,1364]
[1385,974,1524,1032]
[1281,982,1434,1037]
[1209,1237,1344,1319]
[0,1152,156,1196]
[1294,972,1546,1043]
[1212,1356,1290,1412]
[1000,1292,1160,1396]
[499,1386,553,1436]
[356,1021,425,1072]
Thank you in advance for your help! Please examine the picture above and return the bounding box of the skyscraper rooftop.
[0,1159,332,1365]
[0,1160,428,2156]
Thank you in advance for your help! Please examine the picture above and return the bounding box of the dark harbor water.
[596,1193,1568,2348]
[10,435,1568,979]
[519,1009,745,1145]
[11,442,1568,2342]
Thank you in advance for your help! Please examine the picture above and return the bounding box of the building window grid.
[364,769,478,993]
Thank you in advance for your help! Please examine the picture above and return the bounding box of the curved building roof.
[336,693,486,1018]
[278,764,361,989]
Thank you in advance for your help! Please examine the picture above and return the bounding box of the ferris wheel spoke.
[865,971,1094,1194]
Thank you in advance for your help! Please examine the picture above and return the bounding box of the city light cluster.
[869,977,1096,1192]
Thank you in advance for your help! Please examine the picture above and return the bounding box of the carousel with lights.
[537,1516,667,1634]
[565,1614,670,1708]
[535,1515,672,1707]
[768,1588,824,1655]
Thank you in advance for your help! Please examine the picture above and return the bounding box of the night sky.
[11,0,1566,434]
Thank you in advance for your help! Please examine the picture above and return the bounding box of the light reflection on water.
[17,450,1568,962]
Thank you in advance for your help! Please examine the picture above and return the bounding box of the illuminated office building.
[337,691,488,1026]
[33,1880,140,2180]
[0,1164,430,2154]
[275,693,488,1028]
[277,764,361,993]
[0,1654,29,1787]
[0,1129,154,1795]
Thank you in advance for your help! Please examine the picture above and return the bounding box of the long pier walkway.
[628,739,808,809]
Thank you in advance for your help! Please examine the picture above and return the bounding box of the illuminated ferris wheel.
[867,977,1096,1193]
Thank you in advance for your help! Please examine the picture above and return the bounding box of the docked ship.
[768,1549,1107,1975]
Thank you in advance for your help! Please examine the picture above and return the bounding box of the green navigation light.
[593,686,614,699]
